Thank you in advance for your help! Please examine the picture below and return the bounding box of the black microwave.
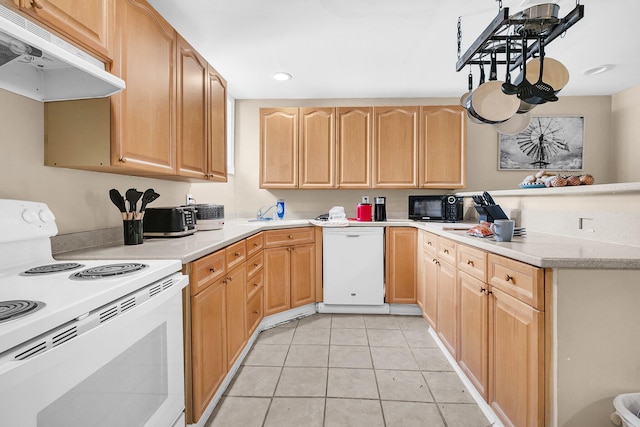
[408,195,464,222]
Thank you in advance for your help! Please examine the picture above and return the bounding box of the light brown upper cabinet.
[17,0,112,60]
[176,35,227,181]
[206,66,228,181]
[260,108,299,188]
[336,107,372,188]
[299,107,335,188]
[373,106,419,188]
[111,0,177,175]
[176,35,207,179]
[419,106,466,188]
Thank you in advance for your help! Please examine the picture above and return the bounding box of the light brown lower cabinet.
[385,227,417,303]
[263,227,316,316]
[224,263,246,370]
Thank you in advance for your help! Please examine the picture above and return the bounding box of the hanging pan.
[467,51,519,124]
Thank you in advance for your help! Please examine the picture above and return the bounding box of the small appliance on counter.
[143,206,197,237]
[408,195,463,222]
[193,204,224,230]
[356,196,372,221]
[374,196,387,221]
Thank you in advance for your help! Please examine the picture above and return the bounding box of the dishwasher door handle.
[345,234,361,238]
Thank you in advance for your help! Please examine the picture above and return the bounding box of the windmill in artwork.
[516,117,570,168]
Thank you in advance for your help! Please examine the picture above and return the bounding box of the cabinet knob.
[444,249,449,254]
[505,274,513,282]
[288,235,293,239]
[235,252,240,257]
[467,259,474,266]
[254,283,258,287]
[253,310,259,314]
[254,263,258,267]
[209,267,215,273]
[432,258,439,265]
[118,156,126,163]
[427,241,433,246]
[480,287,486,293]
[254,243,259,247]
[31,0,44,9]
[227,276,232,282]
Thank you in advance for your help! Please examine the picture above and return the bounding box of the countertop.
[56,219,640,269]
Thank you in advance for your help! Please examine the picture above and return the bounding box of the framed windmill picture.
[498,116,585,170]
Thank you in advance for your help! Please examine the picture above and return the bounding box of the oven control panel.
[0,200,58,243]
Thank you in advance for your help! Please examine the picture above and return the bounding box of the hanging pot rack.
[456,2,584,73]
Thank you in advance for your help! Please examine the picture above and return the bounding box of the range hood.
[0,5,125,102]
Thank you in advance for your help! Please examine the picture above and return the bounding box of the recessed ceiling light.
[272,72,292,81]
[583,65,614,76]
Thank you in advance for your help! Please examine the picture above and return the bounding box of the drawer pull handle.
[432,258,439,265]
[480,287,486,293]
[235,252,240,257]
[209,267,215,273]
[443,249,449,254]
[505,274,513,282]
[254,243,259,247]
[227,276,232,282]
[254,310,259,314]
[254,283,258,287]
[254,263,258,267]
[467,259,474,266]
[427,241,433,246]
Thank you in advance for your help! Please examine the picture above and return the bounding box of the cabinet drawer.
[458,244,487,282]
[190,249,226,296]
[264,227,315,248]
[488,254,544,310]
[437,237,457,265]
[422,231,438,255]
[246,269,264,301]
[225,240,247,271]
[247,252,264,280]
[246,288,264,336]
[246,232,264,257]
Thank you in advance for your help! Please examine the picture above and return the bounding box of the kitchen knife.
[109,189,128,220]
[483,191,496,206]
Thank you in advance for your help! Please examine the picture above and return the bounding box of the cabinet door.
[489,287,544,427]
[385,227,417,303]
[423,252,438,329]
[111,0,176,174]
[19,0,111,59]
[336,107,372,188]
[416,232,426,311]
[290,243,316,308]
[260,108,298,188]
[263,247,291,316]
[207,65,227,181]
[246,288,264,337]
[176,34,207,179]
[373,106,419,188]
[226,264,246,369]
[190,279,226,422]
[419,106,466,188]
[458,271,489,399]
[299,107,335,188]
[437,259,458,358]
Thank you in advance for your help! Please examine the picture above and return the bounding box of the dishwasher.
[322,227,385,307]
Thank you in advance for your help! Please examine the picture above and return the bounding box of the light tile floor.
[205,313,493,427]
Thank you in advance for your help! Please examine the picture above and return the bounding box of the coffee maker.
[374,196,387,221]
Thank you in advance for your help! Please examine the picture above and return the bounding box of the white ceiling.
[148,0,639,100]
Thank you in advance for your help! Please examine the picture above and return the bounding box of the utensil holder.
[123,219,143,245]
[473,205,509,223]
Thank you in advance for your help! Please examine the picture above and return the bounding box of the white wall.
[0,89,192,234]
[611,85,640,182]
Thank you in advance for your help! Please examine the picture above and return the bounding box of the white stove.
[0,199,188,427]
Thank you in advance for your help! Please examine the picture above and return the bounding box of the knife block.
[474,204,509,223]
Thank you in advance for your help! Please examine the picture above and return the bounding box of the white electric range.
[0,199,188,427]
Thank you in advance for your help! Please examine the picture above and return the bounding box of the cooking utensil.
[483,191,496,206]
[109,189,127,220]
[467,52,519,124]
[519,36,557,104]
[501,38,519,95]
[139,189,160,218]
[125,188,143,214]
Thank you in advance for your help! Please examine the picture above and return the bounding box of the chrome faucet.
[256,204,277,220]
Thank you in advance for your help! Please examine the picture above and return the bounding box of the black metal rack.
[455,3,584,72]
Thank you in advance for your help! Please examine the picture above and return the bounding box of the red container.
[356,203,372,221]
